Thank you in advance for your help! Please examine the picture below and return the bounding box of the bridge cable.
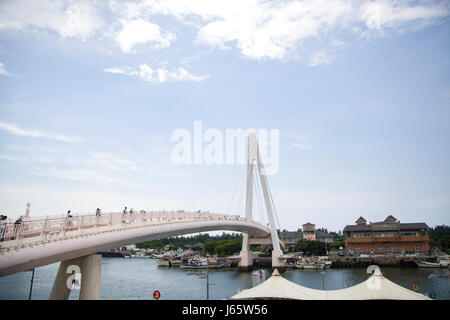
[187,166,229,212]
[212,167,237,213]
[232,165,247,216]
[226,166,245,215]
[204,165,233,212]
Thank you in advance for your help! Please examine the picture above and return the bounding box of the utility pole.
[321,270,325,290]
[29,269,35,300]
[25,202,31,218]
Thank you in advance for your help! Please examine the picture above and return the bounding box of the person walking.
[66,210,73,228]
[0,215,7,242]
[96,208,101,217]
[13,216,23,240]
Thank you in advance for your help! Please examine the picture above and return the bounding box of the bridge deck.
[0,211,270,277]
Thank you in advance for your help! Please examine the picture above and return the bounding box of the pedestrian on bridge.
[13,216,23,240]
[0,215,7,242]
[66,210,73,228]
[96,208,101,217]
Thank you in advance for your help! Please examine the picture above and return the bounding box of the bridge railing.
[0,211,264,245]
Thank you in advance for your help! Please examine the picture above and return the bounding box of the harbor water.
[0,258,448,300]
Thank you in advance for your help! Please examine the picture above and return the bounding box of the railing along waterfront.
[0,211,264,250]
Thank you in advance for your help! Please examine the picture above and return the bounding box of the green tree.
[294,239,327,256]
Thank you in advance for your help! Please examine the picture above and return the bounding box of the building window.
[353,232,371,238]
[373,231,398,237]
[378,247,383,252]
[400,232,418,236]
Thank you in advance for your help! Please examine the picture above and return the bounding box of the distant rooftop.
[344,216,429,232]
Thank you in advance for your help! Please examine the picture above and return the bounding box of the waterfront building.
[278,223,335,245]
[343,216,430,255]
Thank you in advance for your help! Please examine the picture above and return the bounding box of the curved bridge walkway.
[0,211,270,299]
[0,211,269,278]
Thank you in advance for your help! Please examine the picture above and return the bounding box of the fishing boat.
[180,257,209,269]
[415,261,441,268]
[157,258,171,267]
[316,256,333,268]
[180,257,231,269]
[438,256,450,268]
[170,259,183,267]
[295,259,320,270]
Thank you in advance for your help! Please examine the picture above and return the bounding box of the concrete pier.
[49,254,102,300]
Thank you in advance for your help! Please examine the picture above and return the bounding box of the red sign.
[153,290,161,300]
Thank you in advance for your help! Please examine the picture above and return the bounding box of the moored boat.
[415,261,441,268]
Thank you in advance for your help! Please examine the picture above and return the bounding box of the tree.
[429,225,450,254]
[294,240,327,256]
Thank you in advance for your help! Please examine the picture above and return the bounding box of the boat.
[415,261,441,268]
[438,256,450,268]
[180,257,231,269]
[170,259,183,267]
[295,259,321,270]
[157,258,171,267]
[180,257,209,269]
[316,256,333,268]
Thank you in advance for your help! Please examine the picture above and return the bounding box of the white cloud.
[0,0,104,40]
[360,0,448,30]
[110,0,449,61]
[0,62,12,77]
[115,19,175,53]
[35,168,125,184]
[0,0,448,63]
[0,154,54,164]
[308,50,336,67]
[0,122,81,143]
[290,134,313,150]
[105,64,209,84]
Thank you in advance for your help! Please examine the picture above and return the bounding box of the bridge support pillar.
[49,254,102,300]
[238,249,253,272]
[272,249,285,272]
[79,254,102,300]
[49,257,81,300]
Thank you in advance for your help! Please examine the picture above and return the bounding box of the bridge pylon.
[238,131,284,272]
[49,254,102,300]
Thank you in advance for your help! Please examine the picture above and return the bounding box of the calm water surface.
[0,258,448,300]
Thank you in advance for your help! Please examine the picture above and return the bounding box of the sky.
[0,0,449,232]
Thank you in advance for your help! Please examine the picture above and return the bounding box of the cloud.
[360,0,449,31]
[0,0,104,40]
[113,0,449,61]
[0,154,54,164]
[35,168,125,184]
[0,122,82,143]
[115,18,175,53]
[290,134,313,150]
[308,50,336,67]
[0,62,12,77]
[0,0,448,63]
[105,64,210,84]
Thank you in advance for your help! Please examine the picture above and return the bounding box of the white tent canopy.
[230,267,431,300]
